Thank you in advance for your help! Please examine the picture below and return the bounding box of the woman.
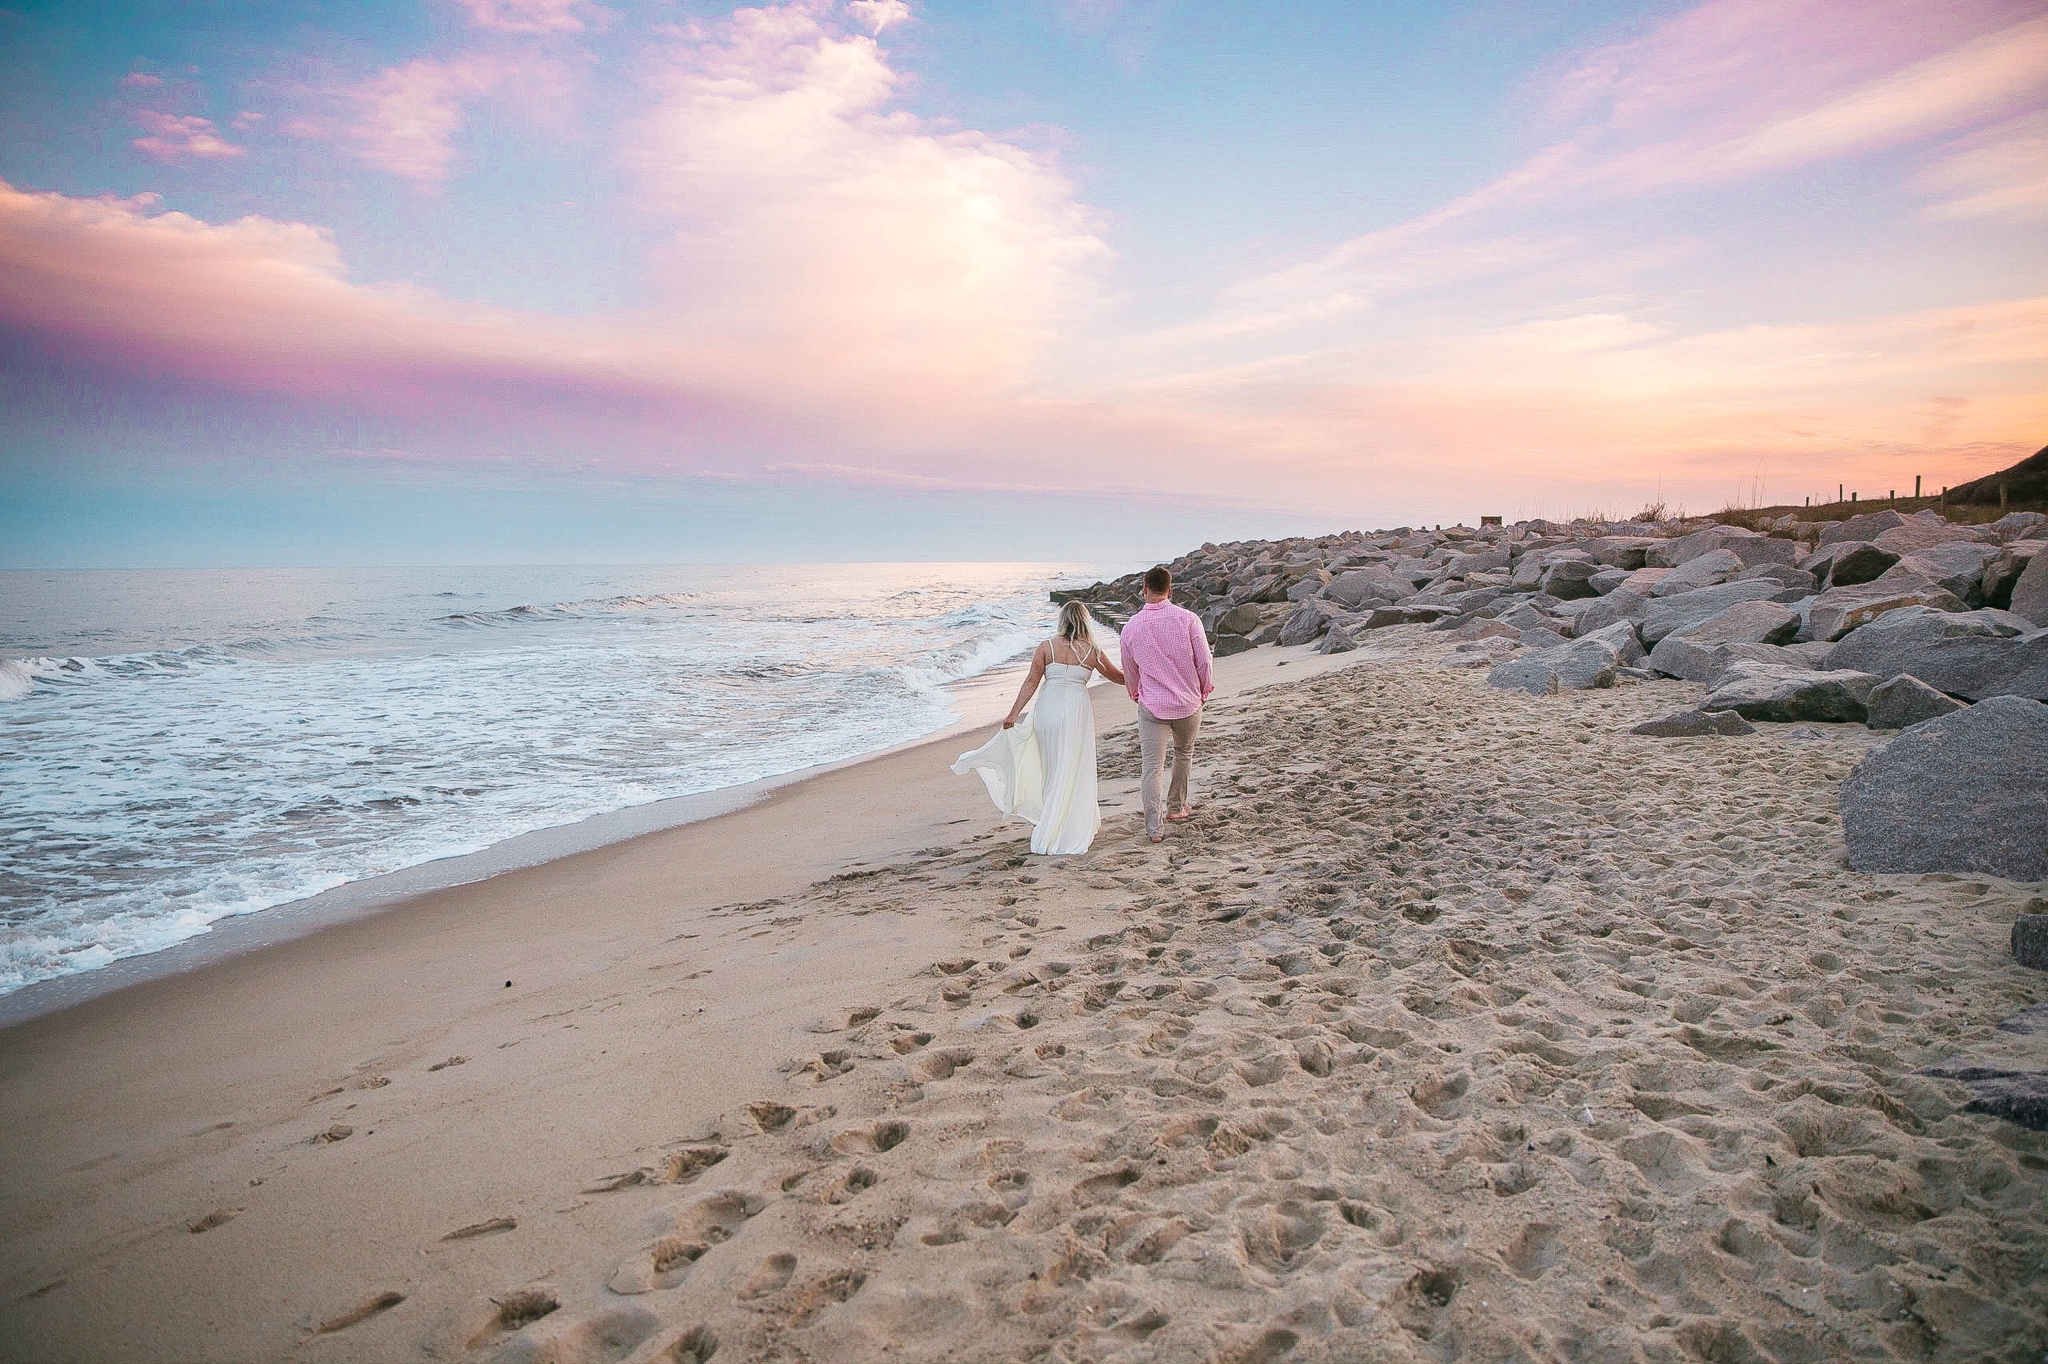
[953,601,1125,855]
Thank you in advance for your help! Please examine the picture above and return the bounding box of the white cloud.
[622,1,1110,390]
[131,111,245,162]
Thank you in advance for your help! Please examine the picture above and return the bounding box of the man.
[1118,565,1214,843]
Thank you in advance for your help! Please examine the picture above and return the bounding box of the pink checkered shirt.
[1118,599,1213,721]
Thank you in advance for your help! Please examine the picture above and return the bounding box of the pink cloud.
[120,72,165,89]
[334,58,505,184]
[454,0,604,34]
[1916,110,2048,221]
[130,110,245,162]
[1168,0,2048,352]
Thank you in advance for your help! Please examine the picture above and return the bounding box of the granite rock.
[1808,578,1968,642]
[1864,674,1966,730]
[1841,694,2048,880]
[1703,663,1877,723]
[1278,598,1345,646]
[1649,548,1744,596]
[2012,550,2048,627]
[1818,509,1911,547]
[1640,579,1786,645]
[1630,710,1756,737]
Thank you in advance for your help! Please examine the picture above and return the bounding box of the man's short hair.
[1142,565,1172,595]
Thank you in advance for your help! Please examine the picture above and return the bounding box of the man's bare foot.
[1166,806,1194,822]
[1149,833,1165,843]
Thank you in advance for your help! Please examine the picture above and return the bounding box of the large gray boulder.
[1584,536,1654,569]
[1873,521,1995,555]
[1278,597,1344,645]
[1640,579,1786,645]
[1362,605,1446,629]
[1825,607,2048,701]
[1805,541,1899,588]
[2012,551,2048,627]
[1993,511,2047,540]
[1808,577,1967,642]
[1650,526,1795,569]
[1578,619,1647,666]
[1819,509,1910,547]
[1984,541,2042,611]
[1826,604,2021,659]
[1703,663,1877,722]
[1892,542,2001,605]
[1618,567,1673,596]
[1587,567,1632,596]
[1649,637,1807,685]
[1649,548,1744,596]
[1487,653,1564,696]
[1486,625,1638,695]
[1325,571,1394,609]
[1733,562,1817,593]
[1539,561,1600,599]
[1865,674,1965,730]
[1841,695,2048,880]
[1214,603,1262,636]
[1575,587,1651,635]
[1679,599,1802,646]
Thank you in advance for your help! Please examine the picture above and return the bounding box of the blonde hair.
[1056,600,1094,645]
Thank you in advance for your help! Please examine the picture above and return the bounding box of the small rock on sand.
[1630,710,1756,737]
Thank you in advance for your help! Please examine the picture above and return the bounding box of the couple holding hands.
[954,565,1212,855]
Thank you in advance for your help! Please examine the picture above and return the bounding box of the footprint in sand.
[308,1290,405,1337]
[585,1143,729,1193]
[186,1207,239,1234]
[1500,1222,1562,1280]
[662,1325,719,1362]
[609,1190,765,1294]
[439,1215,516,1241]
[785,1267,867,1324]
[826,1167,878,1204]
[463,1285,559,1350]
[747,1102,796,1133]
[737,1252,797,1300]
[910,1049,973,1083]
[1213,1326,1300,1364]
[830,1120,909,1155]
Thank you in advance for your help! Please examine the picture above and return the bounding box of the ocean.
[0,561,1111,997]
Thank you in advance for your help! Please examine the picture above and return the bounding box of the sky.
[1,0,2044,566]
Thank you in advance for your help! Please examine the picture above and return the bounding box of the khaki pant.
[1137,704,1202,837]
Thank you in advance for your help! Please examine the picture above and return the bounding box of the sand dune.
[2,629,2043,1362]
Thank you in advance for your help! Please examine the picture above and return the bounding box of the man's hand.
[1002,714,1019,729]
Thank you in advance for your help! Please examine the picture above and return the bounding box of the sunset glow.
[3,0,2044,562]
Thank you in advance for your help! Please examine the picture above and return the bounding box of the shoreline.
[0,658,1037,1029]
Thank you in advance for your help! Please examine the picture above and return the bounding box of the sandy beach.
[2,627,2043,1363]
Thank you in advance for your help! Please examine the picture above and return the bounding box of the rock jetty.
[1056,505,2048,877]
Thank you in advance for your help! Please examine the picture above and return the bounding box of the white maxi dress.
[952,651,1101,855]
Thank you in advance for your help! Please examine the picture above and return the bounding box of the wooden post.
[2001,482,2009,510]
[1915,475,1922,499]
[1838,483,1844,503]
[1852,491,1857,502]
